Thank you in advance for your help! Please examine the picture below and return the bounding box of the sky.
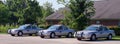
[0,0,65,10]
[37,0,65,10]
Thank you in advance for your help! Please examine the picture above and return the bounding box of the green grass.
[113,36,120,40]
[0,32,7,34]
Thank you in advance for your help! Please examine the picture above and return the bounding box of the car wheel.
[50,32,55,38]
[90,35,96,41]
[40,36,45,38]
[29,34,32,36]
[107,34,112,40]
[17,31,23,36]
[66,33,73,38]
[58,36,61,38]
[77,38,81,41]
[10,34,15,36]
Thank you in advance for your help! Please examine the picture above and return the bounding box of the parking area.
[0,34,120,44]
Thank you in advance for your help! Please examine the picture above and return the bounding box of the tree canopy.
[0,0,54,25]
[59,0,95,30]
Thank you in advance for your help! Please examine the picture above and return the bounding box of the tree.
[23,0,42,24]
[40,2,54,24]
[6,0,43,24]
[59,0,95,30]
[6,0,28,24]
[0,1,10,24]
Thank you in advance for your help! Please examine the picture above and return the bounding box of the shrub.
[0,24,18,33]
[109,27,120,36]
[38,24,51,29]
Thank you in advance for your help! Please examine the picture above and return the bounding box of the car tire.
[58,36,61,38]
[40,36,45,38]
[77,38,81,41]
[17,31,23,36]
[29,34,32,36]
[66,33,73,38]
[10,34,15,36]
[90,34,96,41]
[50,32,55,38]
[107,34,112,40]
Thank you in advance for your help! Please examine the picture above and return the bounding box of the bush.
[109,27,120,36]
[0,24,18,33]
[38,24,51,29]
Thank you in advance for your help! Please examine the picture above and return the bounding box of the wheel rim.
[51,33,55,38]
[108,35,112,39]
[19,32,22,36]
[92,35,96,40]
[68,33,72,37]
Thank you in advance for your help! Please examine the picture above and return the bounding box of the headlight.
[11,30,18,32]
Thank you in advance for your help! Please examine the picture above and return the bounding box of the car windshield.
[84,26,98,31]
[48,25,59,30]
[18,25,27,29]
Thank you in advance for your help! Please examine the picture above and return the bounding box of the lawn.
[113,36,120,40]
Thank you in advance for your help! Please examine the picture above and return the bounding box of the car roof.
[52,25,63,27]
[90,24,103,27]
[21,24,32,26]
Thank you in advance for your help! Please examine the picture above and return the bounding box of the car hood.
[10,28,21,31]
[77,30,96,34]
[39,29,54,32]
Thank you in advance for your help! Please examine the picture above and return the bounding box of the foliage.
[59,0,95,31]
[0,0,54,33]
[40,2,54,25]
[0,1,10,24]
[110,27,120,36]
[0,0,54,25]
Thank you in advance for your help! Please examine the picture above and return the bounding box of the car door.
[31,26,38,33]
[96,26,104,38]
[62,26,69,35]
[24,26,32,34]
[102,26,110,37]
[57,26,64,35]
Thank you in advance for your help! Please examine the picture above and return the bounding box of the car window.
[48,25,59,30]
[103,26,108,31]
[98,26,104,31]
[63,26,68,30]
[58,26,63,30]
[85,26,98,31]
[18,25,26,29]
[32,26,37,29]
[26,26,31,29]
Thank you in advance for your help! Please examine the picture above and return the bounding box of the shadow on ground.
[80,39,120,42]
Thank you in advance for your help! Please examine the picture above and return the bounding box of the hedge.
[110,27,120,36]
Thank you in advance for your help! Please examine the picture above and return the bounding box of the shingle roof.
[46,0,120,20]
[46,7,70,20]
[91,0,120,20]
[46,11,64,20]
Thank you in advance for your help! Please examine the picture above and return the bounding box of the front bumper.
[38,32,50,37]
[8,30,18,35]
[76,34,91,39]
